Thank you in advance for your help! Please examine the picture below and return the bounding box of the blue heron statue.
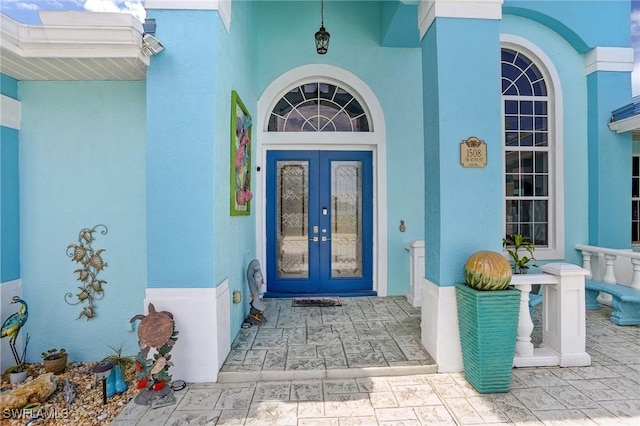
[1,296,29,366]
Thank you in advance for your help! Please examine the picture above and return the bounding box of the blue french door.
[266,150,373,295]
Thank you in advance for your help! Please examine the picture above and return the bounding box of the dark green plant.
[102,344,133,373]
[503,233,536,274]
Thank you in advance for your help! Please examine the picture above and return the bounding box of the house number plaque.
[460,136,487,168]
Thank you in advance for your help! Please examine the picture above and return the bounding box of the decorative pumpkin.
[464,250,512,291]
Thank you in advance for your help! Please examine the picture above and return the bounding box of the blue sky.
[0,1,146,23]
[1,0,639,95]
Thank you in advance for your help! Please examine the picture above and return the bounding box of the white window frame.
[633,155,640,246]
[501,35,564,260]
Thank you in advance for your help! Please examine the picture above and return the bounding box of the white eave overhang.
[0,11,149,81]
[608,115,640,134]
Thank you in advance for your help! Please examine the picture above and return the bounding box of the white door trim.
[256,64,388,296]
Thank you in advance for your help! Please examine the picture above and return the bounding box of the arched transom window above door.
[268,82,370,132]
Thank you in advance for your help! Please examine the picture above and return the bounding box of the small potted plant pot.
[42,349,68,374]
[7,365,28,384]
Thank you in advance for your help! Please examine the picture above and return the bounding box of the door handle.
[321,236,331,242]
[309,237,319,242]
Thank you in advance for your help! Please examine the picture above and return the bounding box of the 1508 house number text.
[460,137,487,168]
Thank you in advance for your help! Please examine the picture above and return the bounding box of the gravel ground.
[1,362,136,425]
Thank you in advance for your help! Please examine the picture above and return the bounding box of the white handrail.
[575,244,640,289]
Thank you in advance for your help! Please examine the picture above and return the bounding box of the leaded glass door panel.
[266,151,373,295]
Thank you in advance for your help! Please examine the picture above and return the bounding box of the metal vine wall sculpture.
[65,224,108,320]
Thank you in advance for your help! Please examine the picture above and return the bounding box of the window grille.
[268,83,369,132]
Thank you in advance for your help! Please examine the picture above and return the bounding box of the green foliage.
[102,344,133,373]
[41,347,65,360]
[502,233,536,273]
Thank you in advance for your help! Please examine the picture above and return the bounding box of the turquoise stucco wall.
[4,0,634,364]
[146,9,217,290]
[422,17,503,287]
[213,1,258,335]
[503,0,630,53]
[18,81,146,362]
[146,4,256,336]
[254,1,424,295]
[587,71,633,248]
[1,74,20,283]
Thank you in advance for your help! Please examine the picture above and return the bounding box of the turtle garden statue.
[130,303,179,406]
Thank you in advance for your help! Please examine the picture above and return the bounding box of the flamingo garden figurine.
[1,296,29,366]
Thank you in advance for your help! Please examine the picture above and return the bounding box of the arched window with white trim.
[502,47,552,247]
[268,82,370,132]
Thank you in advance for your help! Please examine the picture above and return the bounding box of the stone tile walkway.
[218,296,437,382]
[111,299,640,425]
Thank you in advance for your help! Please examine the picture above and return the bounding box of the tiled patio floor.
[112,298,640,425]
[218,296,437,382]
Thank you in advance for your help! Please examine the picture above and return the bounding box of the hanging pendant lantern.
[314,0,330,54]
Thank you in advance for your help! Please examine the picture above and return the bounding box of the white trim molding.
[420,279,463,372]
[0,12,150,80]
[585,47,635,75]
[257,64,388,296]
[3,12,145,57]
[1,95,21,130]
[418,0,503,40]
[144,0,231,33]
[608,115,640,134]
[144,280,230,383]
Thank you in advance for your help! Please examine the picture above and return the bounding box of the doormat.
[292,297,341,307]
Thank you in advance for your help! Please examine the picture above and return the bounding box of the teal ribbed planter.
[455,283,520,394]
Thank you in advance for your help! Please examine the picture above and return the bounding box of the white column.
[629,258,640,290]
[514,282,534,358]
[407,240,425,307]
[602,253,618,284]
[539,263,591,367]
[511,273,558,367]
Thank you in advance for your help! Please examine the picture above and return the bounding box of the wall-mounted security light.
[142,34,164,57]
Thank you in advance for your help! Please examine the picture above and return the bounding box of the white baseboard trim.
[420,279,463,372]
[144,280,230,383]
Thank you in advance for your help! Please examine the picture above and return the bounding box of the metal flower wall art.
[65,225,108,320]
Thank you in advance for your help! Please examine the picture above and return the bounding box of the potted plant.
[41,348,67,374]
[102,344,133,396]
[503,233,536,274]
[456,250,521,393]
[6,363,28,384]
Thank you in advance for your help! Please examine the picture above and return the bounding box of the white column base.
[420,279,463,372]
[559,352,592,367]
[144,280,230,383]
[514,347,559,368]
